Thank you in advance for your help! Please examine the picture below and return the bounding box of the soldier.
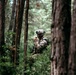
[28,29,49,69]
[32,29,49,54]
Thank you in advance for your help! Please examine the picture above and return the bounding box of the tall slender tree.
[51,0,71,75]
[0,0,5,55]
[6,0,16,45]
[7,0,17,64]
[5,0,8,5]
[12,0,25,65]
[9,0,16,31]
[24,0,29,74]
[68,0,76,75]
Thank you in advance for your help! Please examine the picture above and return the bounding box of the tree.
[5,0,8,5]
[51,0,71,75]
[6,0,17,64]
[8,0,16,31]
[24,0,29,74]
[68,0,76,75]
[51,0,57,75]
[0,0,5,55]
[12,0,25,65]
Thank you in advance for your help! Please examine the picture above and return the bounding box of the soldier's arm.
[36,40,47,49]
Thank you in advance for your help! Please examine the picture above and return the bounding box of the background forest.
[0,0,51,75]
[0,0,76,75]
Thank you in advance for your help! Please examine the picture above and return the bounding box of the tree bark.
[24,0,29,74]
[51,0,71,75]
[0,0,5,55]
[68,0,76,75]
[51,0,57,75]
[12,0,25,65]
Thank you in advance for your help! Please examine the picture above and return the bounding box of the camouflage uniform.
[33,29,48,54]
[28,29,49,68]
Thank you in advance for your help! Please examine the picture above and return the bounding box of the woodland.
[0,0,76,75]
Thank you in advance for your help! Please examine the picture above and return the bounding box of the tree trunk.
[12,0,25,65]
[68,0,76,75]
[0,0,5,55]
[51,0,71,75]
[24,0,29,74]
[9,0,16,63]
[9,0,16,31]
[51,0,57,75]
[6,0,16,45]
[5,0,8,5]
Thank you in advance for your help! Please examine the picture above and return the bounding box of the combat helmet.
[36,29,45,35]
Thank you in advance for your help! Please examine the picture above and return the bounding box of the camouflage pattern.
[28,29,49,67]
[32,29,48,54]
